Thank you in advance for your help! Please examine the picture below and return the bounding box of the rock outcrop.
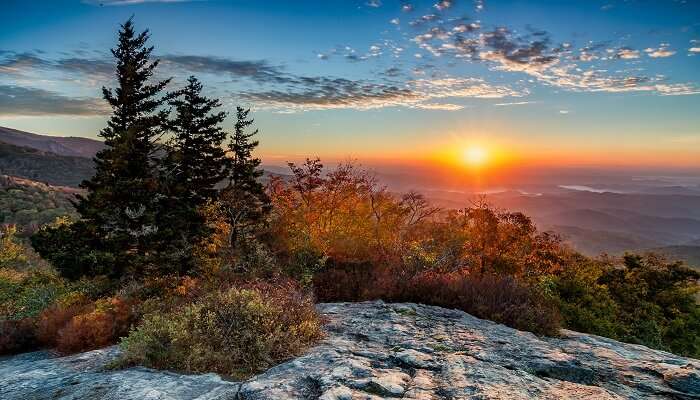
[1,301,698,399]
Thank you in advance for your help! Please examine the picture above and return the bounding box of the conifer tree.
[74,18,171,278]
[220,107,271,247]
[158,76,229,269]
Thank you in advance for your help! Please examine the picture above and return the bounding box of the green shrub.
[555,254,700,358]
[0,266,67,321]
[117,282,323,378]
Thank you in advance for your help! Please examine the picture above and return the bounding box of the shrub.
[35,297,91,347]
[0,318,38,355]
[401,271,561,335]
[54,297,136,354]
[315,264,561,336]
[117,281,322,378]
[555,254,700,358]
[0,266,67,321]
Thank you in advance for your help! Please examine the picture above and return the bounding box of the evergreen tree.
[158,76,229,270]
[73,18,171,278]
[220,107,270,247]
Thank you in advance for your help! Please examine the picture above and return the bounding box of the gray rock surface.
[1,301,699,399]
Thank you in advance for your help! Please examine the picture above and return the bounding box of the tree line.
[32,18,269,281]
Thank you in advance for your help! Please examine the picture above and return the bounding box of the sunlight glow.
[462,145,489,167]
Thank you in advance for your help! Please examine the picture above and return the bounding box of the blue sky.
[1,0,700,169]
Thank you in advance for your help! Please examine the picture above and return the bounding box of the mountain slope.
[0,126,103,159]
[1,302,698,399]
[0,175,78,234]
[0,142,94,187]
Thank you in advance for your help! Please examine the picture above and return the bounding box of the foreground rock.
[1,301,699,399]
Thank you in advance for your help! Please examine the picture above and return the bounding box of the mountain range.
[0,126,103,159]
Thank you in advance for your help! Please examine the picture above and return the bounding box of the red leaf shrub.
[54,296,136,355]
[35,301,92,347]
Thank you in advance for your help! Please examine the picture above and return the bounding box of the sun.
[462,145,489,167]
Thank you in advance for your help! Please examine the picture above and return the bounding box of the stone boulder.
[1,301,698,399]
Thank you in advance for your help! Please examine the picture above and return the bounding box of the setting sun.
[463,146,489,167]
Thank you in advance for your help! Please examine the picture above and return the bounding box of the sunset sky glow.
[1,0,700,174]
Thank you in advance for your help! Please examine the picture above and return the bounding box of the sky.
[1,0,700,179]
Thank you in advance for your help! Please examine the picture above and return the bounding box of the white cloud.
[434,0,453,11]
[494,101,535,106]
[616,48,640,59]
[83,0,200,5]
[413,102,463,110]
[244,77,525,112]
[645,45,676,58]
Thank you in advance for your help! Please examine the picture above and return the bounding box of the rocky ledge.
[1,301,699,399]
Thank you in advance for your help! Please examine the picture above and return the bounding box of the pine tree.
[74,18,171,278]
[220,107,270,247]
[158,76,229,269]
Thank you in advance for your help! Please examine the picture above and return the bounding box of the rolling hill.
[0,141,94,187]
[0,126,103,159]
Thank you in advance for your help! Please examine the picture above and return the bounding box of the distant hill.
[642,245,700,271]
[0,142,94,187]
[0,126,103,159]
[549,225,662,256]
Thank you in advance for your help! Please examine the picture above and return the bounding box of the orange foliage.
[35,296,136,355]
[35,300,92,347]
[268,159,439,265]
[269,160,568,279]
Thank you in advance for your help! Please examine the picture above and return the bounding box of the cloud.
[366,0,382,8]
[615,48,640,59]
[0,85,109,116]
[241,76,523,112]
[0,52,49,75]
[390,18,400,25]
[401,3,414,12]
[160,55,288,83]
[53,57,114,78]
[644,45,676,58]
[402,17,697,97]
[434,1,454,11]
[493,101,535,106]
[83,0,203,5]
[0,51,113,81]
[413,102,463,110]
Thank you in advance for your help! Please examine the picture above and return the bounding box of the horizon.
[2,0,700,179]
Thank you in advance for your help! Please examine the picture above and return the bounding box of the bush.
[35,297,91,347]
[117,281,322,378]
[315,263,561,336]
[0,266,67,321]
[33,295,136,355]
[555,254,700,358]
[0,318,38,355]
